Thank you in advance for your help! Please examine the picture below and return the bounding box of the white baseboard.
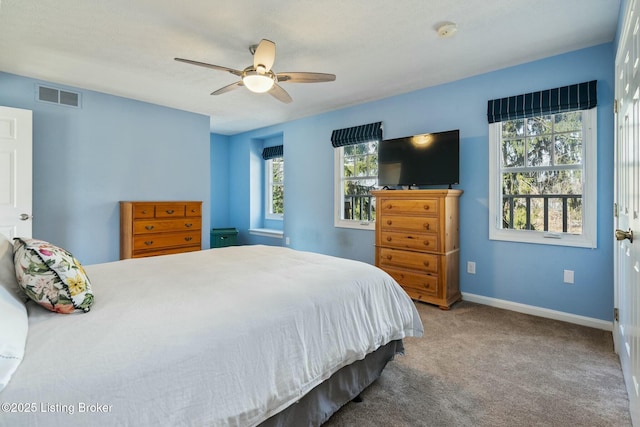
[461,292,613,331]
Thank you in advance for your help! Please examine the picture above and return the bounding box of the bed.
[0,237,423,426]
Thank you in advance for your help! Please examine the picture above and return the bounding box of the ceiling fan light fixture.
[242,70,275,93]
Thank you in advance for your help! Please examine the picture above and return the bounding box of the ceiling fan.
[175,39,336,103]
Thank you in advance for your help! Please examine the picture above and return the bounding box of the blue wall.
[219,43,615,321]
[0,72,211,264]
[211,132,230,228]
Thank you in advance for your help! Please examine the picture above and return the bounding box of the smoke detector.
[437,23,457,38]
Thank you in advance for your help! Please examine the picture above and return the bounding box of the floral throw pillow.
[13,238,94,314]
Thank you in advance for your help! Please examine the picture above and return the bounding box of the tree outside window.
[489,108,597,248]
[335,140,378,228]
[266,157,284,218]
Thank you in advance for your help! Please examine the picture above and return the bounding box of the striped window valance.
[330,121,383,148]
[262,145,283,160]
[487,80,597,124]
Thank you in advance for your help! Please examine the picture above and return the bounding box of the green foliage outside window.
[500,112,583,234]
[270,158,284,215]
[342,141,378,221]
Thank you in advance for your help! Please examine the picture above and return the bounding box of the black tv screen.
[378,130,459,187]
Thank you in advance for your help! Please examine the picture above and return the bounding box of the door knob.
[615,228,633,243]
[19,213,32,221]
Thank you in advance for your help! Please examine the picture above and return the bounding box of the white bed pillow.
[0,234,26,302]
[0,234,28,392]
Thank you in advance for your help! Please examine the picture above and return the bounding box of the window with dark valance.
[487,80,597,123]
[262,145,283,160]
[330,121,383,147]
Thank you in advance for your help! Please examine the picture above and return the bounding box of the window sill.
[249,228,284,239]
[334,219,376,231]
[489,229,596,249]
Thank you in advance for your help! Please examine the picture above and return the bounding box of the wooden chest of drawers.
[120,201,202,259]
[373,190,462,309]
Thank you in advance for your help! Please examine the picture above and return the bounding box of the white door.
[0,106,32,239]
[615,1,640,424]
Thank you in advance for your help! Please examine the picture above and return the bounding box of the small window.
[334,140,378,229]
[331,121,383,230]
[489,109,597,247]
[265,156,284,219]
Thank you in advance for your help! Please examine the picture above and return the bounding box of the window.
[334,141,378,228]
[488,82,597,248]
[266,157,284,219]
[332,122,382,229]
[262,145,284,220]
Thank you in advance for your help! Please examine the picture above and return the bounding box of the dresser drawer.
[380,231,438,252]
[379,216,439,233]
[133,204,155,219]
[378,247,438,273]
[133,231,201,252]
[155,203,186,218]
[134,218,201,234]
[185,203,201,217]
[384,267,439,297]
[379,198,439,216]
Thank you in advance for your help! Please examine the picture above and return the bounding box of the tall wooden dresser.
[373,189,462,309]
[120,201,202,259]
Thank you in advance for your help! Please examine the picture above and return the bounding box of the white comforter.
[0,245,423,427]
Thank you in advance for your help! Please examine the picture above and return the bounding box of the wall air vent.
[36,85,81,108]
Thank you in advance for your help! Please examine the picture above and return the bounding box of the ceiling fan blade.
[269,83,292,103]
[276,72,336,83]
[211,81,244,95]
[175,58,243,77]
[253,39,276,72]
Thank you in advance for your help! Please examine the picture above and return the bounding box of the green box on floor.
[210,228,238,248]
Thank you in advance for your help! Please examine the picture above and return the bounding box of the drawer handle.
[145,225,154,230]
[423,205,430,210]
[141,210,148,214]
[386,255,392,260]
[386,204,393,209]
[387,220,393,225]
[423,260,430,267]
[386,236,392,242]
[144,240,154,246]
[185,237,193,242]
[423,223,430,230]
[423,240,430,246]
[166,209,175,214]
[185,223,193,228]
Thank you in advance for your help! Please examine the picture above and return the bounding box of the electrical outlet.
[285,237,290,245]
[467,261,476,274]
[563,269,574,284]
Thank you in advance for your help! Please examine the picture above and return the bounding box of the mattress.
[0,245,423,426]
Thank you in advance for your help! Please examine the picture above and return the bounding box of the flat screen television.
[378,129,459,187]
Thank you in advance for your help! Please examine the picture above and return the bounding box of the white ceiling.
[0,0,620,135]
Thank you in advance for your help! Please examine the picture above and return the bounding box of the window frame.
[265,156,284,221]
[488,107,597,248]
[333,142,377,230]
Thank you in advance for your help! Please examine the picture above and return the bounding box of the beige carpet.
[325,300,631,427]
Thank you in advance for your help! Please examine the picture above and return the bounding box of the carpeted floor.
[324,300,631,427]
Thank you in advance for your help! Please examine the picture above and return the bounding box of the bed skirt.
[259,339,404,427]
